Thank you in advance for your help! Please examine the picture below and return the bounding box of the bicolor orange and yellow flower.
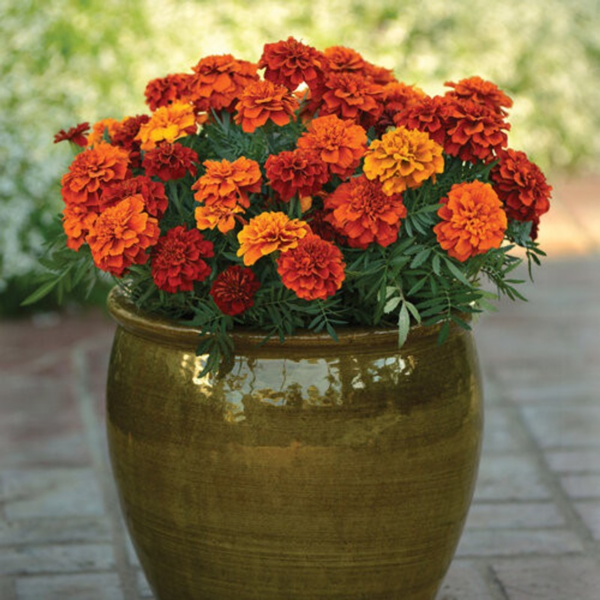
[135,103,197,151]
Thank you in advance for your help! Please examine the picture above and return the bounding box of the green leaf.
[397,302,410,348]
[20,279,61,306]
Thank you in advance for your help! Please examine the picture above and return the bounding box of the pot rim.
[107,287,467,352]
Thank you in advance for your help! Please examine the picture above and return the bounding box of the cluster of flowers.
[54,37,551,325]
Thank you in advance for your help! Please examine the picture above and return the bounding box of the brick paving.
[0,175,598,599]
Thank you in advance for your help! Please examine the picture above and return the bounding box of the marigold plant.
[36,37,552,375]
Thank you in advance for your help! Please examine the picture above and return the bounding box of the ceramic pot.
[106,288,483,600]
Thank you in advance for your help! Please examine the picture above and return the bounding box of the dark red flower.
[144,73,194,111]
[142,142,198,181]
[393,95,453,147]
[54,122,90,147]
[210,265,261,316]
[101,175,168,217]
[265,149,329,201]
[111,115,151,169]
[151,226,214,293]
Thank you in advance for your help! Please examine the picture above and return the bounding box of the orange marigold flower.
[324,175,407,249]
[61,142,130,210]
[265,149,329,201]
[434,181,507,262]
[144,73,194,111]
[259,37,325,91]
[444,98,509,163]
[445,76,513,116]
[323,46,366,73]
[319,71,384,129]
[151,226,214,293]
[362,61,397,85]
[86,195,160,277]
[190,54,259,112]
[100,175,168,217]
[87,118,120,147]
[234,79,299,133]
[363,126,444,195]
[62,204,98,251]
[142,142,198,181]
[192,157,262,209]
[276,233,345,301]
[491,149,552,230]
[135,102,197,151]
[54,122,90,147]
[195,203,245,234]
[210,265,261,316]
[393,95,453,146]
[297,114,367,179]
[237,212,309,266]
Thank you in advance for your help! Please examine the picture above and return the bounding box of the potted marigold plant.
[39,37,551,600]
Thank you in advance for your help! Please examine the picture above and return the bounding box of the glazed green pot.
[106,288,483,600]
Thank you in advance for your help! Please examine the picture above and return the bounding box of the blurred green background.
[1,0,599,314]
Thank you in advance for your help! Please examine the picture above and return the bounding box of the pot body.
[106,290,483,600]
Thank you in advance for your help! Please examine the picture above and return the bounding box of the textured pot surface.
[106,289,483,600]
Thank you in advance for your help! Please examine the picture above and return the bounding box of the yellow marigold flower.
[136,102,197,151]
[363,126,444,195]
[237,212,309,266]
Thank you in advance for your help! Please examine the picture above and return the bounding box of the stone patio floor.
[0,174,599,599]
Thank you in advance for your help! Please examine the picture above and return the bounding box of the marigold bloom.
[100,175,168,217]
[319,71,384,129]
[376,82,426,134]
[234,79,299,133]
[86,119,120,147]
[135,102,197,151]
[323,46,366,73]
[444,98,509,163]
[195,203,244,234]
[445,76,513,116]
[393,95,453,146]
[363,126,444,195]
[151,226,214,293]
[491,149,552,229]
[54,122,90,147]
[265,149,329,201]
[142,142,198,181]
[210,265,261,316]
[362,61,396,86]
[297,114,367,179]
[111,114,151,169]
[434,181,507,262]
[192,157,262,208]
[276,233,345,301]
[324,176,407,249]
[144,73,194,111]
[259,37,325,91]
[62,204,98,251]
[86,195,160,276]
[237,212,309,266]
[61,143,130,210]
[190,54,259,112]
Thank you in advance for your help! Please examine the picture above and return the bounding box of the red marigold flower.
[142,142,198,181]
[111,114,151,169]
[62,204,98,251]
[190,54,259,112]
[192,157,262,209]
[491,149,552,230]
[376,82,426,135]
[393,95,453,146]
[323,46,366,73]
[259,37,325,91]
[443,97,510,163]
[144,73,194,111]
[324,175,407,249]
[319,71,384,129]
[362,61,397,85]
[151,226,214,293]
[297,114,367,179]
[276,233,345,301]
[101,175,168,217]
[234,79,299,133]
[61,142,130,210]
[434,181,507,262]
[210,265,261,316]
[265,149,329,201]
[445,76,513,116]
[306,208,347,245]
[86,195,160,277]
[54,122,90,147]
